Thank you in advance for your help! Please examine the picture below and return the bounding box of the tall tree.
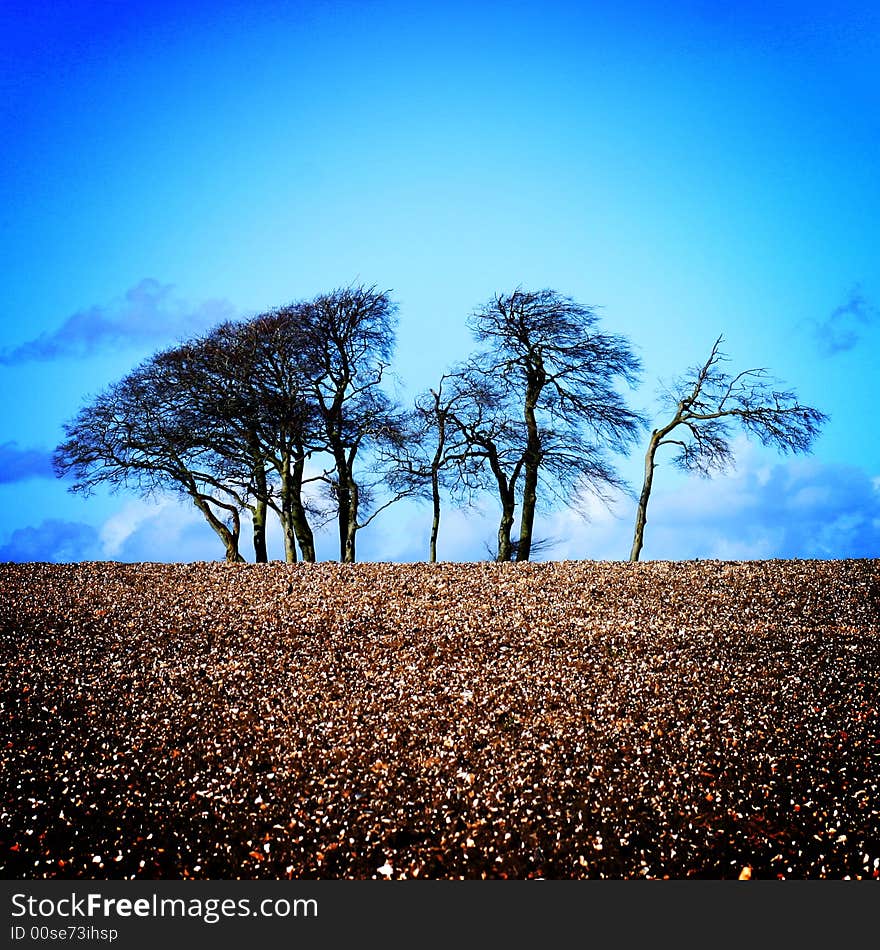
[288,285,405,562]
[465,288,643,561]
[149,334,273,562]
[629,335,828,562]
[170,313,323,563]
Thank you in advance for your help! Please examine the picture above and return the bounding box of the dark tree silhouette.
[385,374,488,562]
[629,335,829,562]
[159,313,323,563]
[147,334,271,561]
[286,285,406,563]
[464,288,643,561]
[54,284,406,565]
[53,354,250,562]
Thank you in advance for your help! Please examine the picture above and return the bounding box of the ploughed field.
[1,559,878,880]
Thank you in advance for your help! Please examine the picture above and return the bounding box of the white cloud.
[515,438,880,562]
[13,444,874,565]
[633,451,880,560]
[97,496,220,562]
[99,498,177,557]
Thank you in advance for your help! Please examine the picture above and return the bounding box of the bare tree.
[53,355,250,562]
[148,334,273,561]
[629,335,829,562]
[287,285,406,562]
[54,285,404,565]
[173,313,324,563]
[465,288,643,561]
[385,374,487,562]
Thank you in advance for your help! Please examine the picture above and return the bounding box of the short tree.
[385,374,487,562]
[53,355,251,562]
[629,335,829,561]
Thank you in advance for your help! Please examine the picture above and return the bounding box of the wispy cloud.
[0,279,236,365]
[98,497,180,557]
[3,450,877,564]
[0,500,226,564]
[96,496,242,563]
[545,442,880,561]
[813,286,878,356]
[654,456,880,559]
[0,442,54,483]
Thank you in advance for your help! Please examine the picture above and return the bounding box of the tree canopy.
[54,288,827,564]
[460,288,644,561]
[629,335,829,561]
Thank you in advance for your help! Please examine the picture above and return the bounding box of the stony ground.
[0,558,878,880]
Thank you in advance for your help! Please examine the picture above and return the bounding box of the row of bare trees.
[53,284,827,563]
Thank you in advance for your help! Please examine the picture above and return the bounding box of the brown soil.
[1,558,878,879]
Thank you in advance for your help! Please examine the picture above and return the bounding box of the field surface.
[1,559,878,880]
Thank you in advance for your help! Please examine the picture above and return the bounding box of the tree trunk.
[428,405,446,564]
[330,443,359,564]
[429,471,441,563]
[280,507,299,564]
[280,452,316,563]
[279,461,298,564]
[496,493,516,562]
[250,457,269,563]
[287,454,315,562]
[332,462,352,563]
[222,533,244,563]
[290,506,315,562]
[515,462,538,562]
[252,497,268,563]
[343,479,358,563]
[630,431,660,562]
[515,376,543,562]
[485,445,516,562]
[191,494,244,563]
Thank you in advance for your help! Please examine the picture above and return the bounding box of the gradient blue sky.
[1,0,877,563]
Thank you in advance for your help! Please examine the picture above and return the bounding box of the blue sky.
[1,0,877,563]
